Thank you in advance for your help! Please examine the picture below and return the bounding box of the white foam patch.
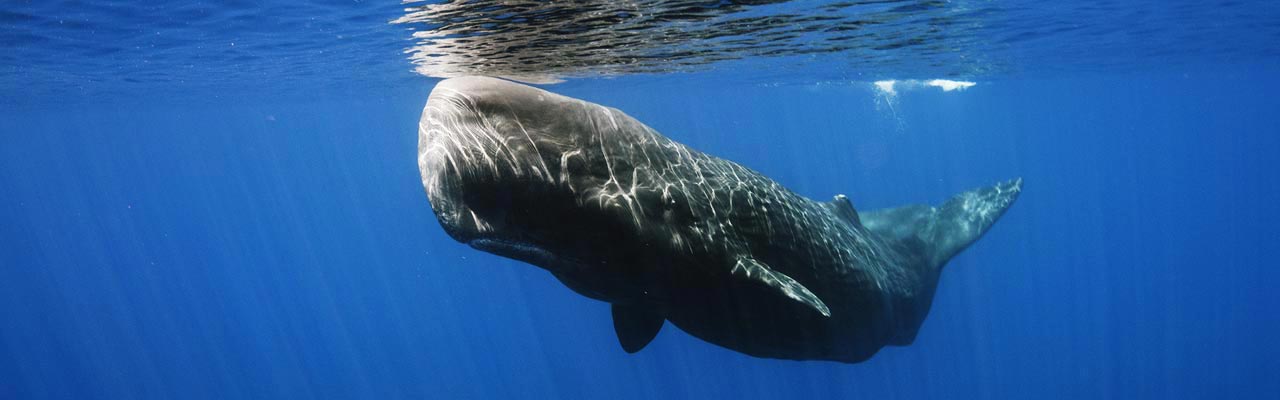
[925,79,976,91]
[871,79,977,94]
[873,80,896,96]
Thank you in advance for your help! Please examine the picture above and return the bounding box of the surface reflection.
[392,0,993,82]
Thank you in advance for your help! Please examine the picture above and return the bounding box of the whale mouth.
[469,237,558,266]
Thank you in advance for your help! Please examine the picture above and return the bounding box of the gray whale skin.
[418,76,1021,363]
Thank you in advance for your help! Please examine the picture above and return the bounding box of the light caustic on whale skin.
[417,76,1021,363]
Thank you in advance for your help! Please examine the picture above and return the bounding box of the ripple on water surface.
[1,0,1278,100]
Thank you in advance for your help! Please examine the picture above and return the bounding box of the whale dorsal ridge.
[828,194,862,226]
[731,258,831,317]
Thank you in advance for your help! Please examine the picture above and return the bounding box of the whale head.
[418,77,695,291]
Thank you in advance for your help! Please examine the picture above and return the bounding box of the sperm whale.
[418,76,1021,362]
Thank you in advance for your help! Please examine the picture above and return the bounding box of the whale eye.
[633,188,664,213]
[660,190,679,210]
[662,194,677,210]
[563,153,588,175]
[661,190,694,223]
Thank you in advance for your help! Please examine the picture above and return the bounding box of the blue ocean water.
[2,1,1279,399]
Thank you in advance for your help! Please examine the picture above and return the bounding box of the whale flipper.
[731,258,831,317]
[612,304,664,353]
[859,178,1023,270]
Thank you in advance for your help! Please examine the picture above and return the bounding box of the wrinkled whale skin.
[418,76,1021,363]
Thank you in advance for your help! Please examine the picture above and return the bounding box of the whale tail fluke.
[859,178,1022,270]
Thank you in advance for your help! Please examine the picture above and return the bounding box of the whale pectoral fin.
[731,258,831,317]
[611,304,664,354]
